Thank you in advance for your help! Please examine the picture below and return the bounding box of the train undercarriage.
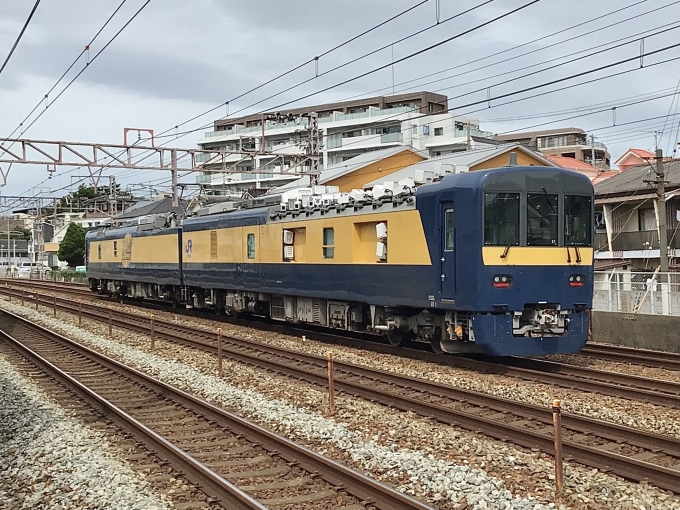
[92,278,573,355]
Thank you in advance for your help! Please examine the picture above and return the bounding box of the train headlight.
[569,274,585,287]
[493,274,513,288]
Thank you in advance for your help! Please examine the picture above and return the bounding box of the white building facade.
[196,91,493,193]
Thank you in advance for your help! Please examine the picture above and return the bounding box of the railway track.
[9,279,680,371]
[2,287,680,492]
[3,280,680,408]
[0,308,431,510]
[580,343,680,372]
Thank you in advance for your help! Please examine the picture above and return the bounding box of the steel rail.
[0,308,433,510]
[4,289,680,492]
[581,343,680,371]
[0,323,266,510]
[8,284,680,408]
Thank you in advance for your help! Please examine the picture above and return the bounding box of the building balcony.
[327,137,343,149]
[380,132,403,144]
[594,230,680,252]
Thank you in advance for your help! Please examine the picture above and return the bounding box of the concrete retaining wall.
[592,311,680,353]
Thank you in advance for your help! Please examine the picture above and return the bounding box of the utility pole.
[307,112,320,185]
[466,123,471,151]
[109,175,117,225]
[655,148,669,273]
[171,149,178,207]
[591,134,596,168]
[36,198,43,277]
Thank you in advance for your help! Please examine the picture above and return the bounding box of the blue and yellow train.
[86,165,594,356]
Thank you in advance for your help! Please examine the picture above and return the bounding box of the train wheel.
[430,337,444,354]
[387,330,413,347]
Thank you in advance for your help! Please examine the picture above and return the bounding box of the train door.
[440,202,456,299]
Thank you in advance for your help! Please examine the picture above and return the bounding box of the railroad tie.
[261,489,339,506]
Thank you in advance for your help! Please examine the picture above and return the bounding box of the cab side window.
[444,209,454,251]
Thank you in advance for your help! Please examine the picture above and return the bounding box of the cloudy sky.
[1,0,679,204]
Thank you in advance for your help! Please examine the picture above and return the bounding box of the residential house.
[614,148,656,172]
[495,127,611,169]
[361,143,557,189]
[594,160,680,272]
[273,145,428,193]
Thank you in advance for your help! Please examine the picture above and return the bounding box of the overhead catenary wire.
[5,0,129,140]
[285,0,663,110]
[12,0,153,138]
[134,48,680,192]
[63,0,660,178]
[144,0,678,157]
[0,0,42,78]
[122,0,654,156]
[9,1,676,201]
[5,0,438,197]
[19,0,516,195]
[157,0,433,138]
[248,45,680,158]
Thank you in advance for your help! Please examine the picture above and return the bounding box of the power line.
[206,0,542,129]
[0,0,42,78]
[256,46,680,157]
[5,0,129,139]
[147,0,668,151]
[16,0,153,137]
[299,0,659,108]
[157,0,433,139]
[7,0,434,196]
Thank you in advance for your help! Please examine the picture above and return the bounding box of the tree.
[42,184,135,217]
[58,222,86,267]
[10,227,31,240]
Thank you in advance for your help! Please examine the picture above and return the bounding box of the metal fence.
[594,271,680,316]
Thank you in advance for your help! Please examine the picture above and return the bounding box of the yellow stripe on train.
[482,247,593,266]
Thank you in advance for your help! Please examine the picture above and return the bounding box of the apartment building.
[195,91,493,194]
[495,127,611,170]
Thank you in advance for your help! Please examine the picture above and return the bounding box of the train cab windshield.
[565,195,592,246]
[484,191,592,247]
[527,192,558,246]
[484,193,519,246]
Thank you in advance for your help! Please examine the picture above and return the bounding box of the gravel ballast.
[3,299,680,509]
[0,351,171,510]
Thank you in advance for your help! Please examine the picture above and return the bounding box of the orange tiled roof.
[546,156,599,171]
[591,171,620,185]
[613,148,655,166]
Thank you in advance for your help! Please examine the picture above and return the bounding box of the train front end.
[421,166,593,356]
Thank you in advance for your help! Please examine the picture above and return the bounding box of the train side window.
[444,210,454,251]
[484,193,519,246]
[98,244,102,260]
[322,227,335,259]
[247,233,255,259]
[565,195,592,246]
[113,241,118,257]
[210,230,218,260]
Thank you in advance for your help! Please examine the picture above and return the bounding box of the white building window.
[434,127,443,136]
[423,125,430,135]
